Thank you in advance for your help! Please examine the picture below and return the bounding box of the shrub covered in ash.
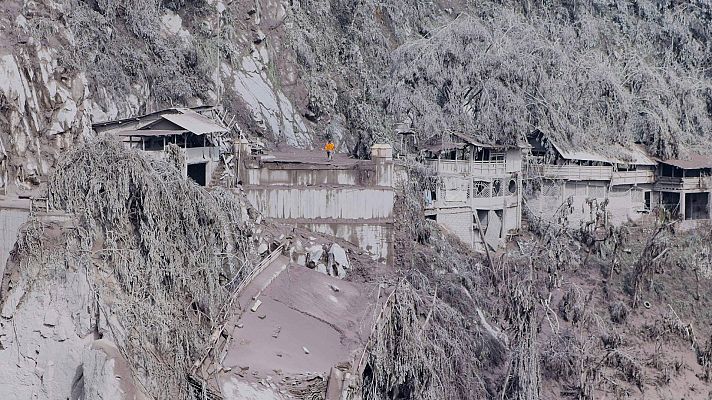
[558,286,585,324]
[609,301,629,324]
[540,331,580,380]
[45,137,256,399]
[288,0,712,159]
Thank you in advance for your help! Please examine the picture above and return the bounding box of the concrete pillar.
[371,144,393,187]
[680,191,686,220]
[234,138,250,185]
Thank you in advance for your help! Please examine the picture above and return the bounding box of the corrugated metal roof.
[549,140,612,163]
[115,129,188,137]
[449,131,492,148]
[619,144,657,166]
[92,105,215,128]
[423,142,468,153]
[161,112,228,135]
[659,155,712,169]
[547,136,656,166]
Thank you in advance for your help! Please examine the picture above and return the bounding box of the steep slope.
[4,1,712,190]
[0,139,259,399]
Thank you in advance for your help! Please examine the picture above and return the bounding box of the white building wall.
[607,185,650,224]
[526,180,652,227]
[246,188,394,220]
[246,168,359,186]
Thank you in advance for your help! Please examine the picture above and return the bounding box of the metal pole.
[236,136,243,187]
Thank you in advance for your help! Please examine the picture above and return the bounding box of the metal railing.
[187,375,222,400]
[654,176,709,191]
[610,170,655,185]
[424,159,507,176]
[527,164,613,181]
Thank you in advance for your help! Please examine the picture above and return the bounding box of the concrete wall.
[437,208,473,246]
[607,185,650,224]
[246,188,394,220]
[292,221,393,262]
[246,168,359,186]
[526,181,651,226]
[243,149,396,264]
[244,160,393,188]
[0,209,30,279]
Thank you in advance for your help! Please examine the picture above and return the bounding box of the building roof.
[92,105,215,129]
[422,142,468,153]
[449,131,493,148]
[115,129,188,137]
[541,133,656,166]
[159,111,228,135]
[551,143,612,163]
[618,144,657,166]
[93,106,227,137]
[658,155,712,170]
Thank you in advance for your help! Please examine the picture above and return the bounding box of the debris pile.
[284,240,352,279]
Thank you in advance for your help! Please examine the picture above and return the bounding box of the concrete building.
[524,132,657,226]
[421,132,523,251]
[654,156,712,224]
[93,107,227,186]
[240,144,395,263]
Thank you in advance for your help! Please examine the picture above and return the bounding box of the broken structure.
[193,242,386,399]
[93,106,228,186]
[525,132,657,226]
[654,156,712,224]
[421,132,523,251]
[240,144,395,263]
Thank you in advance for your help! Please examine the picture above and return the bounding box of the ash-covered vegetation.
[362,167,712,399]
[40,138,256,399]
[289,0,712,158]
[27,0,712,159]
[63,0,221,105]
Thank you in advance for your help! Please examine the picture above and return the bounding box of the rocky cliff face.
[0,0,92,189]
[0,0,316,191]
[4,0,712,190]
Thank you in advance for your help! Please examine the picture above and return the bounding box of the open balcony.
[527,164,613,181]
[424,159,507,178]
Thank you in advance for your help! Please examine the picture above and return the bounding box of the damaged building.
[239,144,396,264]
[654,156,712,225]
[421,132,523,251]
[525,131,657,226]
[93,106,228,186]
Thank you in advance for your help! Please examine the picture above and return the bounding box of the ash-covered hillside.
[1,1,712,400]
[2,1,712,187]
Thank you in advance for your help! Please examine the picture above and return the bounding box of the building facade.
[525,132,657,227]
[93,107,226,186]
[654,157,712,225]
[240,144,396,263]
[421,132,523,251]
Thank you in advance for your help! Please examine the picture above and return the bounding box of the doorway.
[187,162,208,186]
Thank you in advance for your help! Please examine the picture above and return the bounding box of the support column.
[680,192,686,220]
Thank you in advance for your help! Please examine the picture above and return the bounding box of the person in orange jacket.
[324,139,335,161]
